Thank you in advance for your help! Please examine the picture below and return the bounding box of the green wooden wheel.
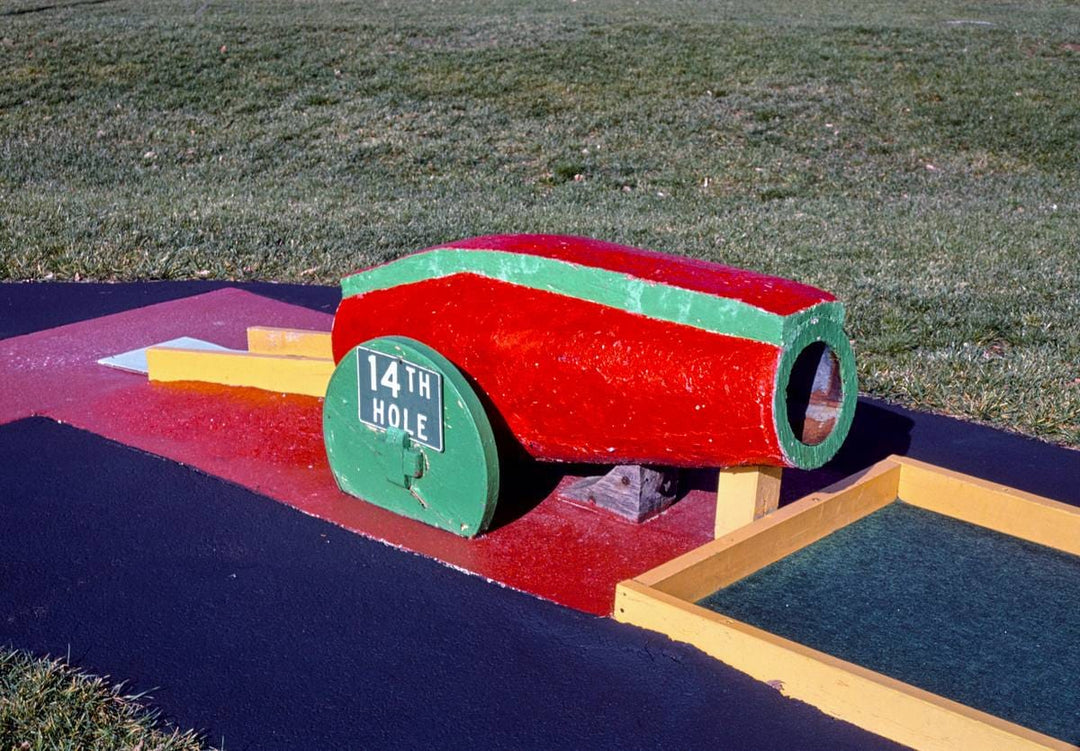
[322,336,500,538]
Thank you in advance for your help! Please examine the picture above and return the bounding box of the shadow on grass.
[2,0,115,16]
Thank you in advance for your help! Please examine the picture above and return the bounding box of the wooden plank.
[894,456,1080,556]
[615,581,1074,751]
[635,459,901,601]
[246,327,333,360]
[714,465,782,537]
[147,347,334,398]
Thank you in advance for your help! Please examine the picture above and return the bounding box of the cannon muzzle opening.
[786,341,843,447]
[773,322,857,470]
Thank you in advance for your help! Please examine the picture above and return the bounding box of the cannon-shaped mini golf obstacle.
[324,235,857,536]
[144,235,858,537]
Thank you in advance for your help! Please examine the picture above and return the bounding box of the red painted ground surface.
[0,289,715,615]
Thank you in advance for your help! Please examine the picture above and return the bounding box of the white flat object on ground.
[97,337,235,374]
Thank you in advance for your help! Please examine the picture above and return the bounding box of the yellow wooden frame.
[615,456,1080,751]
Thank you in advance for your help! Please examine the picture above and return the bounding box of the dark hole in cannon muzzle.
[785,341,843,447]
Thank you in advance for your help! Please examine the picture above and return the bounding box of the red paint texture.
[429,234,834,316]
[1,290,715,615]
[334,275,786,468]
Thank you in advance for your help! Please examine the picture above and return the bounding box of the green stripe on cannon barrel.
[342,249,790,345]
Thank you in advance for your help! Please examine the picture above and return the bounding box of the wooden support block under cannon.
[714,465,782,537]
[561,465,679,522]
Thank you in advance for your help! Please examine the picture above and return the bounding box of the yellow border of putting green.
[615,456,1080,751]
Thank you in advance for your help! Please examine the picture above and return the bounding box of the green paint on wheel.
[323,336,500,537]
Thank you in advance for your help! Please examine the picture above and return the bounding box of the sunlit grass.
[0,649,214,751]
[0,0,1077,445]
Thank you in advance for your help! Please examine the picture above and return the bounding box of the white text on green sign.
[356,346,444,451]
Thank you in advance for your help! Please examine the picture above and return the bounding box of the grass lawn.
[0,650,213,750]
[1,0,1078,445]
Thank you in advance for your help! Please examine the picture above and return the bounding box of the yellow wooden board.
[147,347,334,397]
[648,460,901,601]
[616,456,1080,751]
[714,465,782,537]
[893,455,1080,556]
[246,327,333,360]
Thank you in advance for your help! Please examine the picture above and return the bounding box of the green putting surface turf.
[698,502,1080,743]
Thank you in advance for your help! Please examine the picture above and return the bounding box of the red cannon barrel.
[331,235,857,471]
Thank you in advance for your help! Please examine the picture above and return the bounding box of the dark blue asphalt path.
[1,417,901,750]
[0,280,339,340]
[2,281,1078,750]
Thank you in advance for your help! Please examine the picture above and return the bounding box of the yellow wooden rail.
[147,327,334,397]
[246,326,333,360]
